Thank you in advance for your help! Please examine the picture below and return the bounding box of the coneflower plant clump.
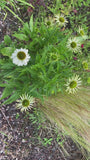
[0,8,89,155]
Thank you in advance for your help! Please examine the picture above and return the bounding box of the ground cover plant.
[0,0,90,159]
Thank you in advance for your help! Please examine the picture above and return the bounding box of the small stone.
[0,113,3,118]
[0,150,3,154]
[22,139,27,143]
[0,121,2,128]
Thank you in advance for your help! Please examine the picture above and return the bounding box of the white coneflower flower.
[16,93,35,112]
[55,14,68,26]
[11,48,30,66]
[45,16,55,27]
[67,38,81,53]
[65,75,82,94]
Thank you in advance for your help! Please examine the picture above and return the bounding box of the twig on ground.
[0,108,13,130]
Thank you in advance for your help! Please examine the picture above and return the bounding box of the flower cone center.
[80,30,84,36]
[51,54,58,60]
[47,21,51,26]
[22,99,30,107]
[17,51,26,60]
[71,42,77,48]
[83,62,88,70]
[69,81,77,88]
[59,17,65,22]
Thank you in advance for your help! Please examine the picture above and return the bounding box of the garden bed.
[0,90,85,160]
[0,0,90,160]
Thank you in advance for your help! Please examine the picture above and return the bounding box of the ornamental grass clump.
[39,87,90,152]
[0,11,90,154]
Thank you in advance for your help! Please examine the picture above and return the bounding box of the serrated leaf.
[77,36,88,42]
[17,0,34,8]
[87,77,90,84]
[0,87,14,100]
[4,35,11,45]
[29,14,33,32]
[0,47,15,57]
[3,92,20,105]
[23,22,30,34]
[13,33,29,41]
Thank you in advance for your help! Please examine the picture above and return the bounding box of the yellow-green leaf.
[1,47,15,57]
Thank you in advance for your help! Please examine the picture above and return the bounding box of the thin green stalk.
[17,0,34,8]
[5,6,24,24]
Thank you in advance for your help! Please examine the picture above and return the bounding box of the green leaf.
[0,87,14,100]
[13,33,29,41]
[87,77,90,84]
[17,0,34,8]
[4,35,12,45]
[0,1,7,9]
[0,47,15,57]
[29,14,33,32]
[3,92,20,105]
[77,36,88,41]
[22,22,30,35]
